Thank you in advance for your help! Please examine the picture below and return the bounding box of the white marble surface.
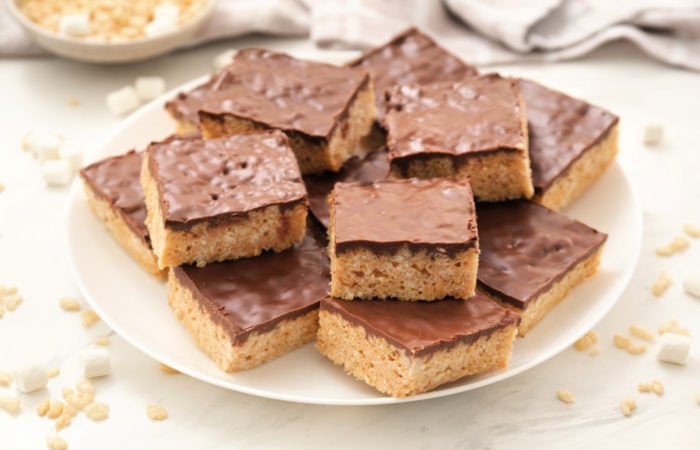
[1,37,699,449]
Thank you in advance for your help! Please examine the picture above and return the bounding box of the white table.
[1,37,699,449]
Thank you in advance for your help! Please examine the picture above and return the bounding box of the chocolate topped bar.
[303,148,389,228]
[173,232,330,345]
[519,79,619,193]
[348,27,478,121]
[386,74,526,163]
[332,178,477,255]
[146,131,306,231]
[321,293,519,357]
[171,48,370,138]
[477,200,607,309]
[80,150,148,243]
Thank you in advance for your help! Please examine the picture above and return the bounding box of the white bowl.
[6,0,215,63]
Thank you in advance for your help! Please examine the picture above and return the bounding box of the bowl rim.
[6,0,216,48]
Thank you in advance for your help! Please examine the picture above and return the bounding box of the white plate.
[66,70,642,406]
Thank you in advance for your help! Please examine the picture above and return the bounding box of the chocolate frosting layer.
[333,178,477,254]
[147,131,307,230]
[321,292,518,357]
[303,148,390,228]
[519,79,619,192]
[174,232,330,344]
[168,48,369,138]
[80,150,149,244]
[385,74,526,168]
[477,200,607,308]
[348,27,478,121]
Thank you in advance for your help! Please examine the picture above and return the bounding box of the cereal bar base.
[167,270,319,372]
[533,124,619,211]
[141,157,307,268]
[82,183,166,279]
[316,309,517,397]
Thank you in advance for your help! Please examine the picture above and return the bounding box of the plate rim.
[66,70,643,406]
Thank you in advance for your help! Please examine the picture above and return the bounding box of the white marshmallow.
[135,77,166,102]
[644,122,664,146]
[41,160,74,187]
[14,365,49,393]
[105,86,140,116]
[154,4,180,21]
[657,332,692,365]
[58,140,83,172]
[144,17,178,38]
[59,13,91,37]
[80,348,111,378]
[24,130,62,161]
[683,270,700,299]
[213,49,237,70]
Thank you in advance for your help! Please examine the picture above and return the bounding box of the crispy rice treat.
[329,179,479,301]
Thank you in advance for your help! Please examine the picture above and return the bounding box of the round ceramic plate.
[66,69,642,406]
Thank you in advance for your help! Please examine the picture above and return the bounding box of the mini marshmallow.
[58,140,83,172]
[135,77,166,102]
[106,86,140,116]
[144,17,178,38]
[657,332,692,365]
[683,270,700,299]
[213,49,237,70]
[644,122,664,146]
[14,365,49,393]
[80,348,111,378]
[41,160,74,187]
[59,13,91,37]
[154,4,180,21]
[24,130,62,161]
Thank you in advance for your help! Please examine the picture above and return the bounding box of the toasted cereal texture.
[46,436,68,450]
[573,330,599,351]
[629,324,655,342]
[533,124,619,211]
[651,271,672,297]
[81,310,100,328]
[0,394,21,414]
[656,236,689,256]
[329,244,478,301]
[556,388,576,404]
[200,81,376,174]
[82,182,166,279]
[316,308,517,397]
[486,246,604,336]
[158,363,179,374]
[142,156,307,269]
[85,402,110,421]
[0,370,12,386]
[167,269,319,372]
[146,404,168,421]
[621,397,637,417]
[59,296,81,312]
[390,149,533,202]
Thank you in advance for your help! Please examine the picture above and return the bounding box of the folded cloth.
[2,0,700,71]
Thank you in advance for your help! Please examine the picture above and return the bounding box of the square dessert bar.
[303,148,389,229]
[385,74,534,202]
[329,178,479,301]
[168,232,330,372]
[317,293,519,397]
[141,131,308,269]
[347,26,478,123]
[477,200,607,336]
[189,48,376,174]
[80,150,166,279]
[519,79,620,211]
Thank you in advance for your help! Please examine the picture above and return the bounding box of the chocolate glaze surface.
[174,232,330,344]
[147,131,307,230]
[385,74,526,169]
[167,48,369,138]
[303,148,390,228]
[80,150,149,244]
[519,79,619,192]
[477,200,607,309]
[348,27,478,121]
[321,292,518,357]
[333,178,477,254]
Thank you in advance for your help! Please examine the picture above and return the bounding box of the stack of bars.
[80,27,617,397]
